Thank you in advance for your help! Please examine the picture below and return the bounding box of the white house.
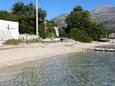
[0,20,19,41]
[109,33,115,39]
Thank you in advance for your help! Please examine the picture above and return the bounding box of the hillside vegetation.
[65,6,107,42]
[53,7,115,32]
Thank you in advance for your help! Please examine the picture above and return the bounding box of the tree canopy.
[66,6,108,41]
[0,1,47,36]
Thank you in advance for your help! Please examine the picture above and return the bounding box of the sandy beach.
[0,41,114,69]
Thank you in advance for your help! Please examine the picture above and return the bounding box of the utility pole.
[36,0,39,38]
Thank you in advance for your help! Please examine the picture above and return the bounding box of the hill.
[52,14,68,27]
[52,7,115,32]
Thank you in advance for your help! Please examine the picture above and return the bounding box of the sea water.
[0,45,115,86]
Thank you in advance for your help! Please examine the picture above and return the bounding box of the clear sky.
[0,0,115,20]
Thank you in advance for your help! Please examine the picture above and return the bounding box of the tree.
[0,1,49,37]
[25,2,35,17]
[73,6,83,12]
[19,15,35,34]
[39,20,47,39]
[83,10,90,18]
[38,20,56,39]
[37,8,47,38]
[69,28,92,43]
[65,5,108,41]
[11,1,26,15]
[38,8,46,21]
[46,21,55,32]
[66,6,91,33]
[59,28,66,37]
[0,11,9,20]
[86,23,107,40]
[0,11,19,21]
[11,2,47,35]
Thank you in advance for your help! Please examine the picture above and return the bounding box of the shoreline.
[0,41,114,69]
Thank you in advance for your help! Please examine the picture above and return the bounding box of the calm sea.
[0,45,115,86]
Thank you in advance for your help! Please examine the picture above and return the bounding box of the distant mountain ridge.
[52,13,68,27]
[52,7,115,32]
[91,7,115,32]
[91,7,115,14]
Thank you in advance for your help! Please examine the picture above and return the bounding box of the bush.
[69,28,92,43]
[59,28,66,37]
[3,39,24,45]
[46,31,53,38]
[86,23,108,41]
[39,21,47,39]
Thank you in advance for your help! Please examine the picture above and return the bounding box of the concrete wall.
[0,20,19,41]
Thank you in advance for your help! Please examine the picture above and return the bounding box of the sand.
[0,41,113,69]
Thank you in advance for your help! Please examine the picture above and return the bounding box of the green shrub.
[3,39,24,45]
[46,31,53,38]
[39,21,47,39]
[69,28,92,43]
[59,28,66,37]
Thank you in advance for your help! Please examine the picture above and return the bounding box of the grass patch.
[3,38,42,45]
[3,38,64,45]
[3,39,24,45]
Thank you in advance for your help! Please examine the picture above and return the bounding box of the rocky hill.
[52,7,115,32]
[52,13,68,27]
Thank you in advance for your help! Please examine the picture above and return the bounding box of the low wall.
[19,34,37,40]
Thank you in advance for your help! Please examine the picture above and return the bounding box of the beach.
[0,41,113,69]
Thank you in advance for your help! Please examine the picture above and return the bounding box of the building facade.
[109,33,115,39]
[0,20,19,41]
